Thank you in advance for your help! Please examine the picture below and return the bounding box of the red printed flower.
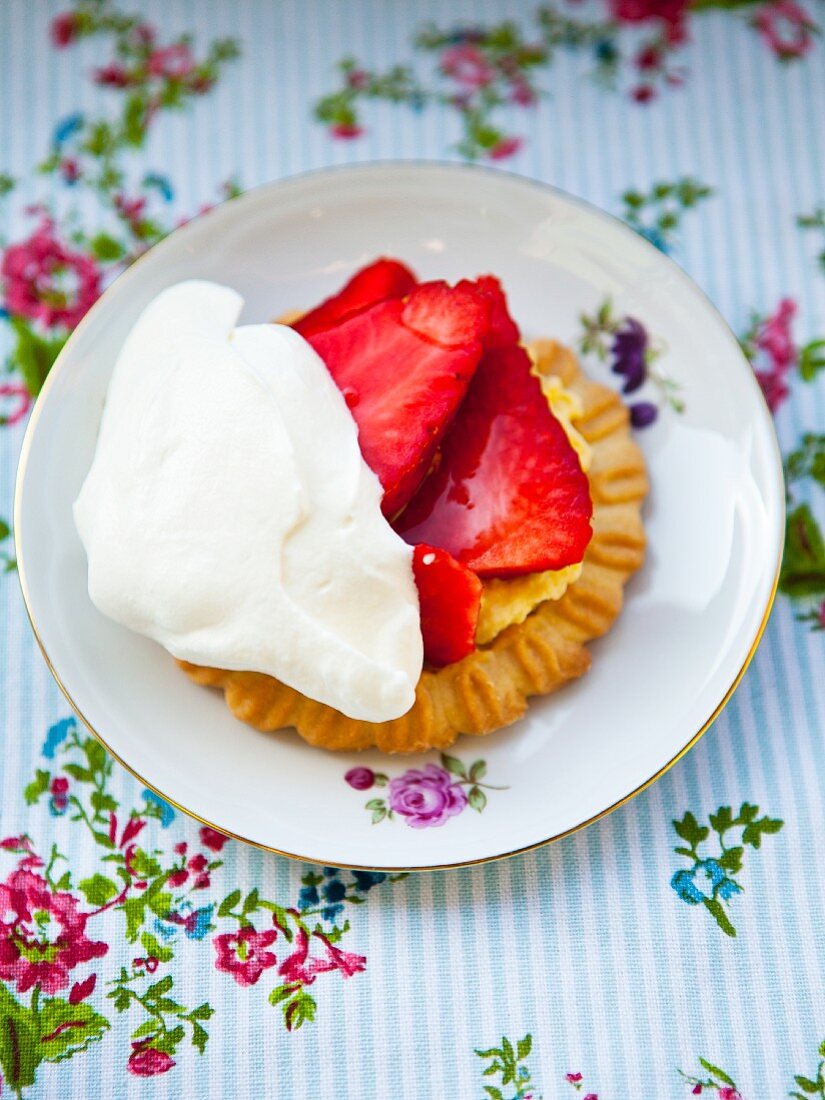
[167,868,189,888]
[199,826,228,852]
[128,1044,176,1077]
[488,136,524,161]
[1,220,101,330]
[609,0,690,43]
[754,1,817,60]
[750,297,798,412]
[94,62,131,88]
[0,870,107,994]
[0,383,33,426]
[69,972,96,1003]
[147,43,196,79]
[50,12,81,48]
[213,925,278,986]
[187,853,208,873]
[441,45,496,90]
[330,122,364,139]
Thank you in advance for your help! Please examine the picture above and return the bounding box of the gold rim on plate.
[13,162,785,872]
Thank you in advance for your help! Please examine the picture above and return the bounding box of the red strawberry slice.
[395,281,593,577]
[308,280,490,517]
[293,257,416,339]
[413,543,482,667]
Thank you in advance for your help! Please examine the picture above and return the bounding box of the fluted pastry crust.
[178,339,648,753]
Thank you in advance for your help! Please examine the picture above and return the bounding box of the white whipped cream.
[74,280,423,722]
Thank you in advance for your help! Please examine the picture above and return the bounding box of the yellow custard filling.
[475,353,592,647]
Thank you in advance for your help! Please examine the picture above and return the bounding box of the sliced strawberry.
[395,286,593,577]
[401,279,490,346]
[308,280,490,516]
[413,544,482,667]
[293,257,417,339]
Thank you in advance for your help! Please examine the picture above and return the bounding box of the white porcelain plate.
[15,164,784,870]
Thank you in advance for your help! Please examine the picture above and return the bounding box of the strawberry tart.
[74,259,647,754]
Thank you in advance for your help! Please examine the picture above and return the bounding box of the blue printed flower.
[637,224,669,253]
[142,172,174,202]
[42,717,76,759]
[351,870,387,893]
[717,877,743,901]
[53,112,84,147]
[610,318,648,393]
[322,866,339,878]
[321,903,345,922]
[322,879,347,904]
[298,884,319,908]
[595,39,619,64]
[671,859,738,905]
[141,789,175,827]
[155,901,215,941]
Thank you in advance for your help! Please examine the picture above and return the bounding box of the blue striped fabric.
[1,2,824,1097]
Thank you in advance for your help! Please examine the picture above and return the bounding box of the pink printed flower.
[755,369,789,412]
[388,764,467,828]
[1,220,101,330]
[488,136,524,160]
[566,1074,584,1084]
[0,870,107,994]
[345,767,375,791]
[199,826,228,852]
[692,1087,702,1096]
[754,1,817,60]
[187,853,208,873]
[213,925,278,986]
[757,297,797,371]
[147,43,196,79]
[128,1045,176,1077]
[441,45,495,90]
[59,158,80,184]
[0,383,33,426]
[120,817,145,848]
[331,122,364,139]
[167,868,189,888]
[94,63,131,88]
[278,927,366,985]
[718,1089,741,1100]
[313,931,366,978]
[50,12,81,48]
[510,77,536,106]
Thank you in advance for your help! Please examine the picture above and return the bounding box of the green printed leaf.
[793,1076,820,1094]
[82,738,107,772]
[440,753,467,779]
[131,1020,158,1041]
[484,1088,505,1100]
[10,317,67,398]
[699,1058,736,1088]
[146,975,174,999]
[673,812,709,848]
[517,1034,532,1060]
[469,760,487,782]
[64,764,94,782]
[717,847,743,874]
[737,802,759,824]
[468,786,487,813]
[0,520,9,541]
[364,799,385,811]
[89,791,118,813]
[241,888,260,916]
[89,232,125,261]
[78,874,117,907]
[743,816,784,848]
[189,1003,215,1021]
[371,807,387,824]
[152,1024,185,1055]
[108,986,131,1013]
[269,984,297,1006]
[781,505,825,598]
[38,997,110,1063]
[141,931,174,963]
[24,769,51,805]
[91,831,116,850]
[708,806,733,833]
[283,990,316,1031]
[122,897,146,941]
[0,982,42,1088]
[703,896,736,938]
[191,1022,209,1054]
[483,1062,502,1076]
[800,339,825,382]
[218,889,241,916]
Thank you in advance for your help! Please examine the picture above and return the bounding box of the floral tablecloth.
[1,2,824,1097]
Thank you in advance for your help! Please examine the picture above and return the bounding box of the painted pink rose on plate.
[388,764,468,828]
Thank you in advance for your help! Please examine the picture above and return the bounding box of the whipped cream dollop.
[74,280,423,722]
